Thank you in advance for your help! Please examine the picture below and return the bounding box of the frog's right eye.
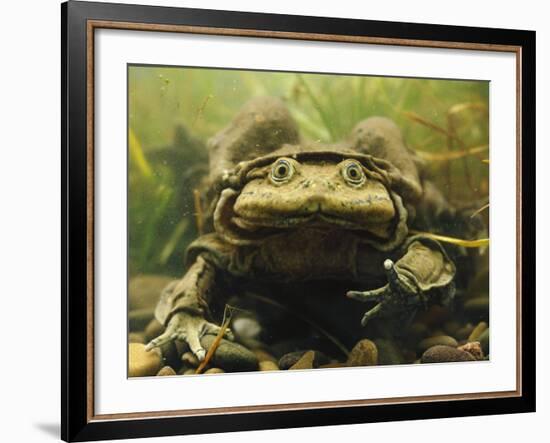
[270,158,294,183]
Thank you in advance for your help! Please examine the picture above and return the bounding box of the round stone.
[157,366,176,376]
[259,361,279,371]
[129,343,162,377]
[417,335,458,353]
[289,351,315,370]
[346,339,378,367]
[421,345,476,363]
[468,321,488,342]
[204,367,225,374]
[199,334,259,372]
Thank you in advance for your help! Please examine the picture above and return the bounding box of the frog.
[145,96,457,362]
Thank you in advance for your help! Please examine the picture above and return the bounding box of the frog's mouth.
[231,212,383,232]
[213,188,409,251]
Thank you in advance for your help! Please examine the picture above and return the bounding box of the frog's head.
[206,98,422,250]
[214,146,410,251]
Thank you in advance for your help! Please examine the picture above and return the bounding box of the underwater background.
[128,66,489,278]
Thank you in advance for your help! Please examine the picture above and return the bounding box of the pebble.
[279,351,307,369]
[468,321,488,342]
[374,339,404,365]
[253,349,277,363]
[129,343,162,377]
[346,339,378,367]
[478,328,490,355]
[184,368,197,375]
[417,335,458,353]
[289,351,315,370]
[157,366,176,376]
[129,332,146,344]
[144,319,164,342]
[278,350,329,370]
[129,308,155,332]
[231,316,262,341]
[319,362,347,369]
[455,323,475,340]
[421,345,475,363]
[458,341,484,360]
[177,364,194,375]
[129,275,173,311]
[259,361,279,371]
[181,352,200,367]
[199,334,258,372]
[205,368,225,374]
[269,339,321,358]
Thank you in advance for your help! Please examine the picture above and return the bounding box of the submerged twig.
[410,230,489,248]
[413,145,488,162]
[445,113,454,198]
[470,203,490,218]
[128,128,153,180]
[193,189,204,236]
[159,218,190,264]
[447,102,488,116]
[447,112,475,194]
[402,111,456,139]
[195,305,234,375]
[193,94,214,127]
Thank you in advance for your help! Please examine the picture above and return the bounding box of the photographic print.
[62,2,534,440]
[127,66,490,377]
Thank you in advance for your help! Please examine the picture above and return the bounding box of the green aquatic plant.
[128,66,489,276]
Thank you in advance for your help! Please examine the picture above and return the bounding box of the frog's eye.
[270,158,294,183]
[342,160,366,186]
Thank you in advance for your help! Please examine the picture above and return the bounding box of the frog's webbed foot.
[347,259,429,327]
[145,311,234,361]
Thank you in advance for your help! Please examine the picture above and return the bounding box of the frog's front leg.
[145,255,233,360]
[348,237,456,327]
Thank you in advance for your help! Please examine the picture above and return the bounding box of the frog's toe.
[203,322,234,341]
[361,302,383,327]
[224,328,235,341]
[186,331,207,361]
[144,322,177,351]
[346,285,388,302]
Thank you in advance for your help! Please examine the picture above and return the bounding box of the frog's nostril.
[323,179,337,191]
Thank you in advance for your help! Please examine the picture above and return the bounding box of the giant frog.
[146,97,458,361]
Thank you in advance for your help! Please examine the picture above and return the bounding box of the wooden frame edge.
[91,390,520,422]
[86,18,524,421]
[89,19,522,53]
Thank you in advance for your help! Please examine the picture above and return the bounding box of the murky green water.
[129,66,488,277]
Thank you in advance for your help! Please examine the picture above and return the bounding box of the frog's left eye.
[270,158,294,183]
[342,160,366,186]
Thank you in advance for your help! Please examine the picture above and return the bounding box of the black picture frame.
[61,1,536,441]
